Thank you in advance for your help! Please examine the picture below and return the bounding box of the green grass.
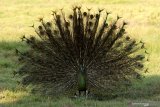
[0,0,160,106]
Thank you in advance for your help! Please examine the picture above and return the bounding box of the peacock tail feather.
[15,6,149,97]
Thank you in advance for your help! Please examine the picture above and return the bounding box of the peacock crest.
[15,6,148,98]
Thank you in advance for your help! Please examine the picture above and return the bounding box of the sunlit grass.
[0,90,28,104]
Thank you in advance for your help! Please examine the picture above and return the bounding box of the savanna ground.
[0,0,160,106]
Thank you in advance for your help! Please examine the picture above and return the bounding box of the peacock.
[15,6,148,98]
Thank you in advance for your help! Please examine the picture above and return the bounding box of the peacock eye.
[88,28,91,33]
[89,21,93,26]
[56,15,61,19]
[137,63,144,69]
[105,23,108,27]
[69,15,73,19]
[90,14,94,19]
[30,37,35,41]
[39,18,43,22]
[66,22,70,27]
[125,36,130,41]
[122,29,125,32]
[78,7,81,10]
[46,22,52,27]
[46,29,52,33]
[83,12,87,16]
[53,30,58,35]
[39,31,45,35]
[38,25,43,30]
[96,14,99,19]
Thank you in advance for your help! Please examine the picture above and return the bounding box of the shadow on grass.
[123,75,160,99]
[0,41,160,107]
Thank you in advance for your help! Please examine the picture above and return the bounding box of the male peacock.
[16,6,148,98]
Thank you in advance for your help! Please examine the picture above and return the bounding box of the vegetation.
[0,0,160,106]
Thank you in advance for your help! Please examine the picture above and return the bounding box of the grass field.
[0,0,160,106]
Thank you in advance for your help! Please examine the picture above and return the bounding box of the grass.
[0,0,160,106]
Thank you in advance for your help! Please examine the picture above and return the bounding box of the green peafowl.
[15,6,148,98]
